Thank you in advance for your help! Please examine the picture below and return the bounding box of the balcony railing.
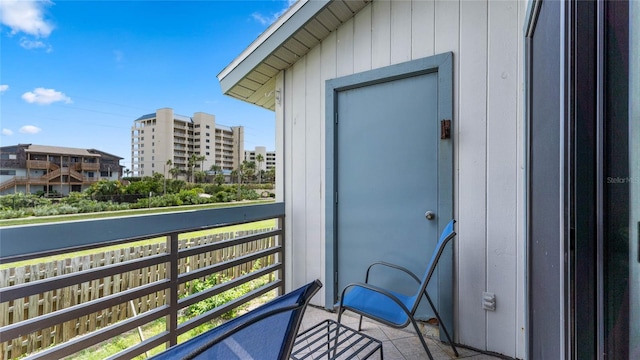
[0,203,285,360]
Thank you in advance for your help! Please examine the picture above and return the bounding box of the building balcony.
[0,204,496,360]
[26,160,57,170]
[73,162,100,172]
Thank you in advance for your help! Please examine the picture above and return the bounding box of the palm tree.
[209,164,221,175]
[187,154,200,183]
[242,161,256,183]
[255,154,264,184]
[169,167,181,180]
[197,155,206,172]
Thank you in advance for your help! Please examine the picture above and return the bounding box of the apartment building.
[244,146,276,171]
[131,108,244,178]
[0,144,123,195]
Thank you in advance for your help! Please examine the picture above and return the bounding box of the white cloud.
[1,128,14,136]
[251,0,297,26]
[19,125,42,134]
[22,87,72,105]
[19,37,52,52]
[0,84,8,93]
[0,0,54,37]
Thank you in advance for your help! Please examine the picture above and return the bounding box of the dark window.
[0,170,16,175]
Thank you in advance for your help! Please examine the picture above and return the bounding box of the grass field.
[0,219,276,270]
[0,200,274,227]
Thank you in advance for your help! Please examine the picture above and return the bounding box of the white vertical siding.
[279,1,526,358]
[485,1,521,356]
[457,0,488,350]
[304,46,324,290]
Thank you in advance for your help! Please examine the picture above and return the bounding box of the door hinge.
[335,112,338,124]
[335,191,338,204]
[441,119,451,139]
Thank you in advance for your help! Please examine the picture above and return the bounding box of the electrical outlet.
[483,292,496,311]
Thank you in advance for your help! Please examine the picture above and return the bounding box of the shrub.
[0,193,51,210]
[0,209,27,219]
[62,192,89,205]
[184,262,268,320]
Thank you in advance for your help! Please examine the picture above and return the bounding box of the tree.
[255,154,264,184]
[169,167,181,180]
[87,180,122,198]
[187,154,197,183]
[124,168,132,177]
[194,170,207,183]
[165,159,173,176]
[198,155,206,172]
[265,167,275,183]
[242,161,256,183]
[209,164,221,175]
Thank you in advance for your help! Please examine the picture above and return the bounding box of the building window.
[206,139,210,143]
[206,125,210,129]
[206,152,210,156]
[152,163,154,168]
[100,171,109,177]
[206,133,210,136]
[152,135,154,139]
[152,142,154,146]
[88,172,94,178]
[0,170,16,175]
[206,145,210,149]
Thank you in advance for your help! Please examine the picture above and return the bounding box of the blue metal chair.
[337,220,458,360]
[151,279,322,360]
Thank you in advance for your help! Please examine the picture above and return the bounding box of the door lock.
[425,211,436,220]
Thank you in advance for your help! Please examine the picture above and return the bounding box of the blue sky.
[0,0,292,169]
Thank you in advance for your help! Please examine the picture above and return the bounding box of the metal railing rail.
[0,202,285,360]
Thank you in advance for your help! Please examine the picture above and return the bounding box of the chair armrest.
[365,261,421,284]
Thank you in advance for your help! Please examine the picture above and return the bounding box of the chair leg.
[424,292,459,357]
[410,317,434,360]
[358,315,363,331]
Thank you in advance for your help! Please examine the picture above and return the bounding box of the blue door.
[326,54,453,329]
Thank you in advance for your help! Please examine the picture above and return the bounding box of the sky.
[0,0,293,170]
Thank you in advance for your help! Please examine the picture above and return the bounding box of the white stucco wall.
[275,1,527,357]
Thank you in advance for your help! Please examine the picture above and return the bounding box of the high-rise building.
[131,108,243,178]
[244,146,276,171]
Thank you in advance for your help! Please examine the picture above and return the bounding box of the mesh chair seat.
[151,280,321,360]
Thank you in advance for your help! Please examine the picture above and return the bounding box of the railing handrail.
[0,203,286,360]
[0,202,285,263]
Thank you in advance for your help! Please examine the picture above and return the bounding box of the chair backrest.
[410,219,456,314]
[151,279,322,360]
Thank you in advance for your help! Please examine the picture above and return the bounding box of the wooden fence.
[0,228,275,359]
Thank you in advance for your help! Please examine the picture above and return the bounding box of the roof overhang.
[217,0,371,111]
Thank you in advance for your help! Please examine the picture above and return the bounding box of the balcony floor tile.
[300,306,505,360]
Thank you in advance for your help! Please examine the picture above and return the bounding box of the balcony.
[0,204,285,359]
[0,204,497,360]
[73,162,100,172]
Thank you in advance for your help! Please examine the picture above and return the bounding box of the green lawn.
[0,200,278,271]
[0,219,276,270]
[0,200,274,227]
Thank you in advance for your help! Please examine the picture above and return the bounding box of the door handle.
[425,211,436,220]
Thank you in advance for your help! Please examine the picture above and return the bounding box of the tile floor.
[298,306,506,360]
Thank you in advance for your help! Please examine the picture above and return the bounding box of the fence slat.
[0,227,276,359]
